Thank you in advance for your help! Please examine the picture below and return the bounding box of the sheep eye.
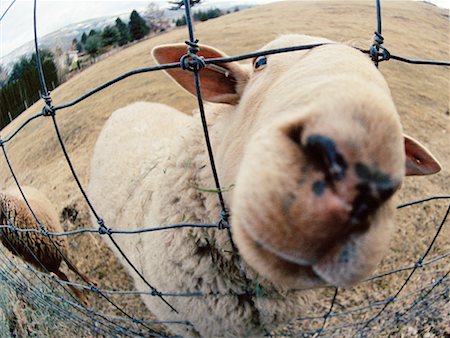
[254,56,267,70]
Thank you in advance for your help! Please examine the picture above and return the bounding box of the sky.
[0,0,449,60]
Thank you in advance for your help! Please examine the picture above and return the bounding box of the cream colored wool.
[0,186,95,305]
[88,35,440,337]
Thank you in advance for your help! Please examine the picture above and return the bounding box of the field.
[0,1,448,336]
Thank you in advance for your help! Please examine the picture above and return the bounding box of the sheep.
[88,34,441,337]
[0,186,96,306]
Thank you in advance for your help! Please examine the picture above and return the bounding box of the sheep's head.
[152,35,441,289]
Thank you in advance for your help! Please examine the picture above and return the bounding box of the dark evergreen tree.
[81,32,88,44]
[8,56,31,83]
[175,16,187,26]
[115,18,130,46]
[128,10,149,41]
[84,35,102,61]
[101,25,119,47]
[193,8,222,22]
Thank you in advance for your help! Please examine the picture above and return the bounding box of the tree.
[193,8,222,22]
[115,18,130,46]
[175,16,187,26]
[76,41,84,52]
[71,38,83,52]
[81,32,88,44]
[128,10,149,41]
[8,56,33,84]
[84,35,102,61]
[0,50,59,128]
[88,29,98,37]
[145,2,168,33]
[101,25,119,47]
[207,8,222,19]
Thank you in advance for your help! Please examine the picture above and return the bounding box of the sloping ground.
[0,1,448,336]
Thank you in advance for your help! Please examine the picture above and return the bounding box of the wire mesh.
[0,0,448,336]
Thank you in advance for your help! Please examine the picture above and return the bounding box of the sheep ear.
[152,44,250,104]
[404,135,441,176]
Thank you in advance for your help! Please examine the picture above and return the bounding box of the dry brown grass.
[0,1,448,336]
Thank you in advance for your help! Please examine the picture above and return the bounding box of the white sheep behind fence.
[88,34,441,337]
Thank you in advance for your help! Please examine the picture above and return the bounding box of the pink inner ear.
[153,44,241,103]
[404,136,441,176]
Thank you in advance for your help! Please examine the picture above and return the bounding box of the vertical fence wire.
[182,0,229,219]
[181,0,239,262]
[0,0,16,22]
[30,0,179,317]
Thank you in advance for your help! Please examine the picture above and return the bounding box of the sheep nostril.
[348,178,397,230]
[354,163,398,201]
[349,191,378,229]
[304,134,348,182]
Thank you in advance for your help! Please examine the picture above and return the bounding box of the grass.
[0,0,448,336]
[0,257,93,337]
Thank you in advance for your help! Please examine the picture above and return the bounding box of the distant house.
[68,49,79,61]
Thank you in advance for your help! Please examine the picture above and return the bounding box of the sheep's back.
[0,186,65,272]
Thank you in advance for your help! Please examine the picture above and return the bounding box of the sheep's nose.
[302,134,399,231]
[304,134,348,182]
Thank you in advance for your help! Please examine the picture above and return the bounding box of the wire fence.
[0,0,449,336]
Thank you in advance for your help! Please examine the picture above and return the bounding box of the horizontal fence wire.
[2,232,137,336]
[0,196,446,237]
[2,245,448,300]
[0,0,448,336]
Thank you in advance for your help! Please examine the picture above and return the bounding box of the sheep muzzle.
[231,123,402,289]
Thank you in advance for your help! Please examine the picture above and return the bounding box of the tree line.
[0,9,153,129]
[175,7,239,26]
[77,10,161,61]
[0,3,240,129]
[0,50,59,129]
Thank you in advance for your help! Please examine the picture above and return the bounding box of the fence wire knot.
[41,94,55,116]
[369,32,391,64]
[37,222,46,231]
[373,31,384,45]
[151,289,162,297]
[415,258,424,268]
[217,209,230,230]
[97,219,111,235]
[90,284,100,293]
[180,40,206,72]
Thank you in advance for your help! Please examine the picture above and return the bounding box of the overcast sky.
[1,0,449,59]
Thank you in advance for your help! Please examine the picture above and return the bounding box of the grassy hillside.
[0,1,448,336]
